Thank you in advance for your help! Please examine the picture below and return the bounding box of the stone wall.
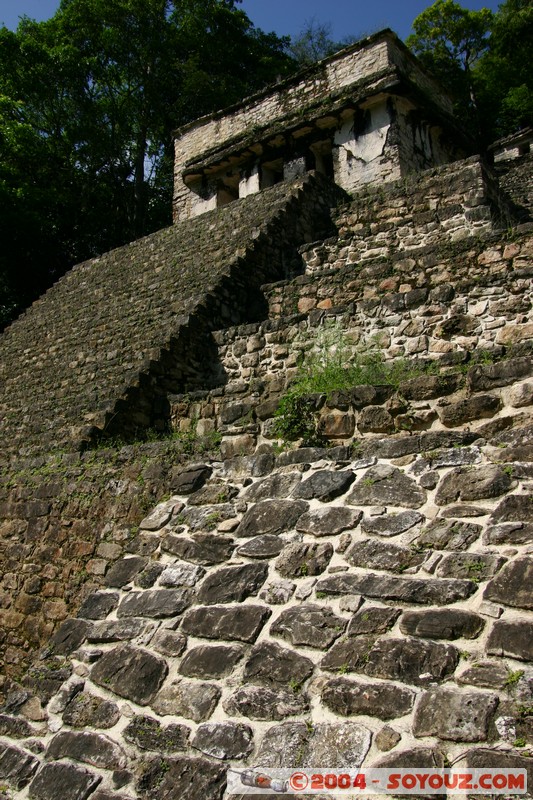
[495,151,533,221]
[0,365,531,799]
[0,148,532,799]
[0,443,192,680]
[163,157,531,454]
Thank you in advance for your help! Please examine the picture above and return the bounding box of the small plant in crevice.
[273,321,436,446]
[504,669,524,690]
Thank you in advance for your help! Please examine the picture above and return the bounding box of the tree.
[287,19,358,67]
[476,0,533,138]
[407,0,493,140]
[0,0,293,327]
[407,0,533,145]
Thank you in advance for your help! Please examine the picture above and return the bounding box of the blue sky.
[1,0,502,41]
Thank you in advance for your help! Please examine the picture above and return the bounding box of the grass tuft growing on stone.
[273,322,434,445]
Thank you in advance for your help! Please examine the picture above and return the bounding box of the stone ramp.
[0,366,532,799]
[0,173,344,458]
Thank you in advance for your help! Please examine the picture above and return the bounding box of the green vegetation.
[93,417,222,456]
[407,0,532,145]
[504,669,524,689]
[273,323,433,445]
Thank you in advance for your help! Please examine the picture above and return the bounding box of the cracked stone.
[91,644,167,706]
[159,563,205,587]
[236,535,285,559]
[178,504,236,532]
[346,539,425,573]
[457,661,510,690]
[235,499,309,537]
[400,609,484,640]
[123,716,189,752]
[0,743,39,789]
[415,519,482,550]
[105,557,147,588]
[150,629,187,658]
[255,721,309,767]
[257,714,375,769]
[270,604,347,649]
[484,557,533,610]
[192,722,253,760]
[188,483,239,506]
[413,687,498,741]
[136,755,225,800]
[117,588,192,618]
[487,620,533,661]
[170,465,212,494]
[438,394,501,427]
[87,618,153,643]
[197,563,268,605]
[436,552,506,581]
[347,606,400,636]
[162,532,235,565]
[316,573,477,605]
[467,357,532,392]
[179,645,245,679]
[296,506,362,537]
[364,637,459,686]
[223,685,309,721]
[46,731,127,770]
[361,510,425,537]
[48,619,93,655]
[435,465,513,505]
[320,635,376,672]
[77,592,119,620]
[0,715,36,739]
[181,605,271,643]
[152,680,220,723]
[243,641,314,689]
[243,472,302,501]
[276,541,333,578]
[306,722,372,768]
[140,499,182,531]
[346,465,426,508]
[28,762,101,800]
[62,693,121,729]
[322,678,415,720]
[293,470,355,502]
[375,726,402,752]
[23,661,73,704]
[483,521,533,546]
[259,579,295,604]
[491,494,533,524]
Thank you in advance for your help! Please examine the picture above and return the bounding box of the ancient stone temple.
[0,29,532,800]
[173,30,467,221]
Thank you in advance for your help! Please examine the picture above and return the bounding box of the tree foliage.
[476,0,533,136]
[407,0,532,144]
[286,18,358,66]
[0,0,293,327]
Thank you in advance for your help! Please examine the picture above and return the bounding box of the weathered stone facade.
[0,28,532,800]
[173,30,467,221]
